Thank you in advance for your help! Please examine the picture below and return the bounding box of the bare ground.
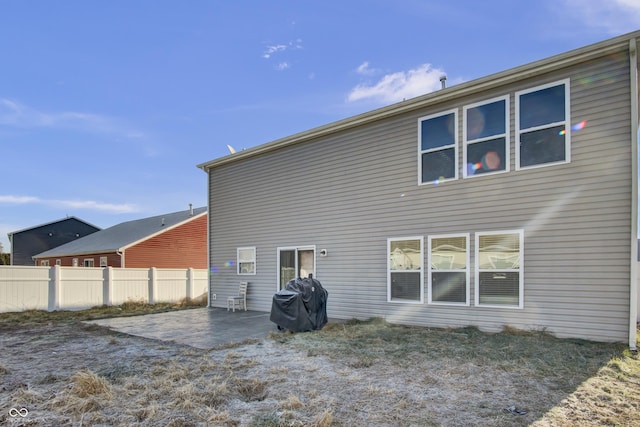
[1,318,639,426]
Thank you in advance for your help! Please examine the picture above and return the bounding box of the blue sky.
[1,0,639,253]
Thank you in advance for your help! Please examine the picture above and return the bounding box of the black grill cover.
[270,277,328,332]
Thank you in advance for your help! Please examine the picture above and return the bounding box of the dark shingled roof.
[33,207,206,258]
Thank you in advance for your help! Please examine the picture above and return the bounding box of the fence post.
[48,265,61,311]
[149,267,157,305]
[103,267,113,306]
[187,268,195,300]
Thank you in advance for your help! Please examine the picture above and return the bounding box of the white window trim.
[387,236,424,304]
[100,256,108,267]
[276,245,316,292]
[237,246,257,275]
[474,229,524,309]
[418,109,459,185]
[515,79,571,171]
[428,233,470,306]
[463,95,510,179]
[40,260,49,266]
[83,258,94,267]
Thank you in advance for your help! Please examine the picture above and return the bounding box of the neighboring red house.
[33,206,207,268]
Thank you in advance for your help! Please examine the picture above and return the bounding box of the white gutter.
[629,36,639,351]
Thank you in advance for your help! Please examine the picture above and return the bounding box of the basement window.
[419,110,458,184]
[388,237,423,303]
[475,230,523,308]
[516,80,570,169]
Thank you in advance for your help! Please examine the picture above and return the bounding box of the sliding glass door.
[278,246,315,290]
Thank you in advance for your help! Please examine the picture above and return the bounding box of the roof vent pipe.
[440,75,447,89]
[189,203,193,216]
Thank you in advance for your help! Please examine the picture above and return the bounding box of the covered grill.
[270,275,328,332]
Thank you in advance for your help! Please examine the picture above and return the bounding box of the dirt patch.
[1,318,638,426]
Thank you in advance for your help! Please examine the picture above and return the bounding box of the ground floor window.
[475,230,523,308]
[388,237,423,303]
[40,260,49,266]
[84,259,94,267]
[428,234,469,305]
[100,256,108,267]
[237,247,256,275]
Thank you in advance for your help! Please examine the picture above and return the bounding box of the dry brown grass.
[1,307,638,426]
[0,298,207,328]
[68,370,112,398]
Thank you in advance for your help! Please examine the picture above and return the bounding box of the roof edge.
[197,30,640,172]
[32,249,120,260]
[8,216,102,237]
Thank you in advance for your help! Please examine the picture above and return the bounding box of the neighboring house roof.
[33,207,207,258]
[8,216,101,238]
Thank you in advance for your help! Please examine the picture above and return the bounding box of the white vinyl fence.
[0,265,208,313]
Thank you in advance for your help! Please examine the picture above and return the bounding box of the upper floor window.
[418,110,458,184]
[464,96,509,177]
[237,247,256,275]
[516,80,570,169]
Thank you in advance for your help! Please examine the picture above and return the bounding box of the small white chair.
[227,281,248,312]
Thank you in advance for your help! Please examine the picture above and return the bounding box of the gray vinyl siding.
[207,47,634,343]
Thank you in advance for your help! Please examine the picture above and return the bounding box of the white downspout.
[629,36,638,351]
[117,250,125,268]
[204,170,212,308]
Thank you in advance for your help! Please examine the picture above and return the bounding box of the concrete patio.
[86,307,278,349]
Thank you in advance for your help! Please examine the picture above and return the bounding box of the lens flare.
[225,260,235,267]
[467,151,501,176]
[559,120,587,135]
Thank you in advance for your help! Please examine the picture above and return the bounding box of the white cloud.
[262,39,303,61]
[0,195,39,204]
[275,62,290,71]
[262,44,287,59]
[356,61,378,76]
[0,98,144,138]
[0,195,139,214]
[52,199,139,213]
[347,64,448,105]
[562,0,640,34]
